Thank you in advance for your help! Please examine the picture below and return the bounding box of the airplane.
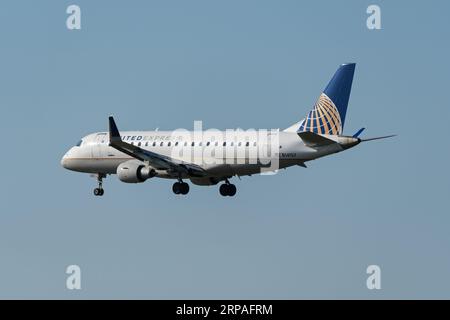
[61,63,394,197]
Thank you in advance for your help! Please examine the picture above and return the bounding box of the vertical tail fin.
[284,63,356,135]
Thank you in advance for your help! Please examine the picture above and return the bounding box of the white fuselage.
[61,129,358,185]
[60,64,369,194]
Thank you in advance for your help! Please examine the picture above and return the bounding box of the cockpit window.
[76,140,82,147]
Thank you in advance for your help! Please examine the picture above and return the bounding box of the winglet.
[108,116,122,144]
[353,127,365,138]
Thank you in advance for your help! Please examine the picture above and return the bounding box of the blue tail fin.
[285,63,356,135]
[323,63,355,127]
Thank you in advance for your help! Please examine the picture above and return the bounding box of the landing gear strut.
[93,174,105,196]
[172,179,189,195]
[219,179,236,197]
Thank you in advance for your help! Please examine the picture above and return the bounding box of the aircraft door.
[92,133,107,158]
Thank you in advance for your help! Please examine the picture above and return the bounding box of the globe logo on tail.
[298,93,343,135]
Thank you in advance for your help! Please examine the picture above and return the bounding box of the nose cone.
[61,154,68,168]
[61,146,86,172]
[61,147,75,169]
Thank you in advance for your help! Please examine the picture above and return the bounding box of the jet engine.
[117,160,156,183]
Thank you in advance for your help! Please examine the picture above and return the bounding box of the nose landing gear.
[93,174,105,196]
[94,188,104,196]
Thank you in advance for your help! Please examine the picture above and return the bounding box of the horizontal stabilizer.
[353,127,365,138]
[298,131,337,148]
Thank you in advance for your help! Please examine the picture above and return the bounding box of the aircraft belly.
[204,163,272,177]
[204,164,234,176]
[278,159,303,168]
[63,159,123,174]
[230,164,262,176]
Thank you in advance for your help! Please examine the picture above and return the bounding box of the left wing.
[108,116,207,177]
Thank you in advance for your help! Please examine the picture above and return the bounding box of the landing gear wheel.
[219,183,237,197]
[172,182,181,194]
[173,182,190,195]
[228,184,236,197]
[219,184,228,196]
[180,182,189,195]
[93,174,106,197]
[94,188,104,196]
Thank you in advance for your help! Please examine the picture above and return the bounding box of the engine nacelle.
[117,160,156,183]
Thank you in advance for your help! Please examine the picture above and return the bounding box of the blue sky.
[0,0,449,298]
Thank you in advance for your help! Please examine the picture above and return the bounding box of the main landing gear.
[172,179,190,195]
[93,174,105,196]
[219,179,236,197]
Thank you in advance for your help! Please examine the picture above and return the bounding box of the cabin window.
[215,141,218,146]
[168,142,171,147]
[199,142,202,146]
[184,142,188,147]
[138,142,141,147]
[230,142,234,146]
[76,140,82,147]
[246,142,249,147]
[206,141,210,146]
[152,142,156,147]
[160,142,164,146]
[223,142,226,146]
[175,141,179,146]
[145,142,148,147]
[238,142,242,147]
[191,142,195,147]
